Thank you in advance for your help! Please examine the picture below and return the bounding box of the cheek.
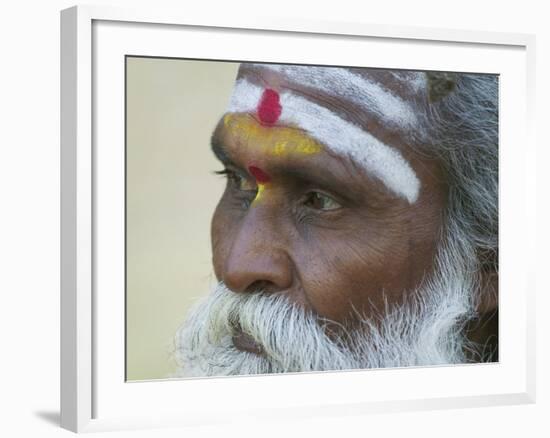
[293,225,427,322]
[292,242,383,321]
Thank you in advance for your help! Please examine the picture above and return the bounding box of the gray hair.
[422,72,499,274]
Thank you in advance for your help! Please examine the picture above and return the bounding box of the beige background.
[126,57,240,381]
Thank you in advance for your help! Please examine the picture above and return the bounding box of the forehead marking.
[248,165,271,206]
[257,88,282,125]
[248,165,271,184]
[223,114,322,157]
[252,183,267,205]
[247,64,422,132]
[227,78,421,204]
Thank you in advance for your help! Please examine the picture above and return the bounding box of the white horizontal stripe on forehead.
[249,64,421,131]
[227,79,421,204]
[388,70,428,93]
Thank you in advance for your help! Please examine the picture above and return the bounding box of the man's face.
[209,70,447,341]
[174,66,498,377]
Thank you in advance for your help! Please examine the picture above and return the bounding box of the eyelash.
[214,168,240,184]
[215,168,256,209]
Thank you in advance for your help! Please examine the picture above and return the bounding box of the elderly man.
[173,63,498,377]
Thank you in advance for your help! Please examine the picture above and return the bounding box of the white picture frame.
[60,4,536,433]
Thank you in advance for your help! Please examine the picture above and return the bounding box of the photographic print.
[125,57,498,381]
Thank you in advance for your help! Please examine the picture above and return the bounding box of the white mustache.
[176,284,355,374]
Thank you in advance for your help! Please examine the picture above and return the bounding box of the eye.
[303,191,341,211]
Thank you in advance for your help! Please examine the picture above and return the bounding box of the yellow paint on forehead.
[251,182,267,206]
[223,113,323,157]
[223,113,325,207]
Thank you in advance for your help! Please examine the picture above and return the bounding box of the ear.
[426,71,457,102]
[476,270,498,314]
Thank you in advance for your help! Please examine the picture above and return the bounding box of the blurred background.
[126,57,239,380]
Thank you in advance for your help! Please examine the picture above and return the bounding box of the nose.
[222,211,293,294]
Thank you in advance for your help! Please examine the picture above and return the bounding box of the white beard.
[171,233,481,378]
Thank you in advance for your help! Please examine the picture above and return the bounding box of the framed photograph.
[60,5,536,433]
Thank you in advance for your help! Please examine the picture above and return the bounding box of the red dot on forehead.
[257,88,282,125]
[248,165,271,184]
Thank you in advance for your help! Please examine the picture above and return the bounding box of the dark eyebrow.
[210,132,251,180]
[210,132,233,165]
